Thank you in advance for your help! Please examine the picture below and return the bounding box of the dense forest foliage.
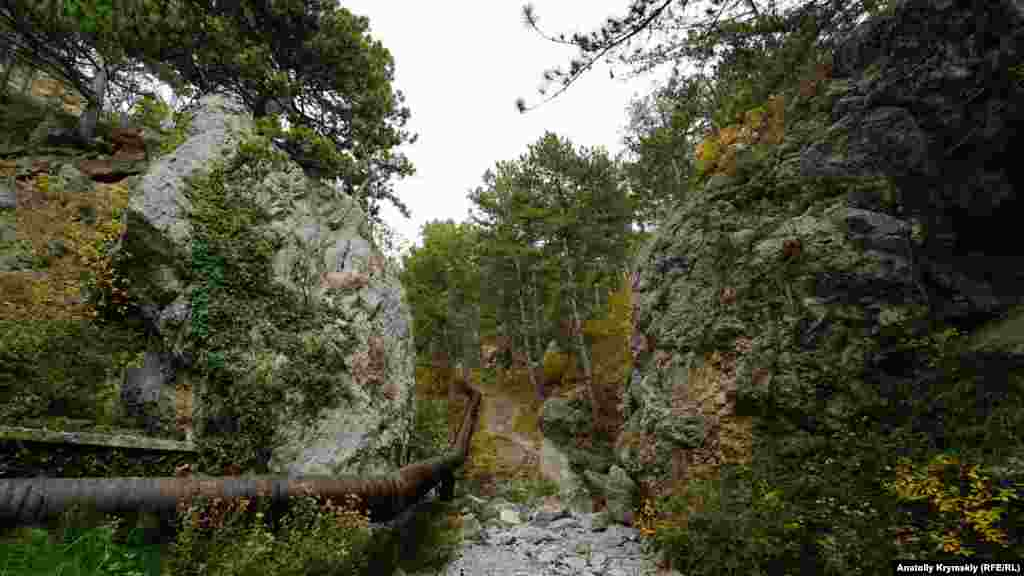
[402,133,638,403]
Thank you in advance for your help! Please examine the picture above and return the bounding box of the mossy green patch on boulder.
[967,305,1024,356]
[538,397,587,441]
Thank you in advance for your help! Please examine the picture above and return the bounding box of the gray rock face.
[538,393,619,509]
[818,0,1024,287]
[614,1,1024,566]
[539,397,586,439]
[120,93,415,476]
[0,179,16,210]
[584,466,638,527]
[800,106,932,184]
[539,437,592,515]
[121,351,178,437]
[131,94,250,245]
[263,182,413,475]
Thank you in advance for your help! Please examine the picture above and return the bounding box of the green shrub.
[118,93,194,158]
[407,395,450,463]
[129,94,172,132]
[0,319,146,425]
[362,499,462,575]
[0,515,162,576]
[638,467,805,575]
[166,488,465,576]
[169,493,371,576]
[503,475,560,504]
[156,108,193,157]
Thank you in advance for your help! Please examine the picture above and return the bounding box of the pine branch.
[517,0,678,113]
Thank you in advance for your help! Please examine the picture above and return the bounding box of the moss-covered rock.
[1,90,416,479]
[583,465,637,526]
[113,94,415,476]
[538,397,586,440]
[621,0,1024,570]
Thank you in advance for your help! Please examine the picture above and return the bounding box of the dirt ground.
[477,383,540,474]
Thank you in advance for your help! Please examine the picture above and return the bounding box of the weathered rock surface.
[539,0,1024,545]
[118,93,415,475]
[0,179,16,209]
[539,437,592,515]
[121,351,178,437]
[130,94,251,246]
[584,465,638,526]
[538,396,617,507]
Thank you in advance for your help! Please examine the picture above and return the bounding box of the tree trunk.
[514,257,543,402]
[448,361,466,445]
[463,303,480,372]
[19,66,35,95]
[564,238,596,420]
[529,267,546,398]
[0,53,15,100]
[670,157,683,190]
[77,54,107,142]
[442,323,453,369]
[0,385,482,526]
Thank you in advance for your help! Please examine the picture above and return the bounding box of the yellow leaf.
[744,107,766,130]
[719,125,741,147]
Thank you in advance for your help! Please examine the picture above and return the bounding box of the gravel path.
[478,385,542,471]
[431,386,676,576]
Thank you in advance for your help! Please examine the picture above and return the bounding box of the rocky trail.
[429,385,675,576]
[480,385,541,470]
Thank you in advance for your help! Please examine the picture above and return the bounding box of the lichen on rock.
[557,1,1024,558]
[110,93,416,476]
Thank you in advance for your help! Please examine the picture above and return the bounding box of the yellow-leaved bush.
[637,497,670,539]
[542,348,571,391]
[582,273,633,340]
[3,172,130,321]
[884,453,1022,557]
[464,424,502,495]
[415,364,453,398]
[694,94,786,181]
[581,272,634,435]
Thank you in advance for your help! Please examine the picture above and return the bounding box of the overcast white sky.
[339,0,676,250]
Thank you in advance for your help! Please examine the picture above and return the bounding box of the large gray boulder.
[121,351,178,437]
[538,437,592,515]
[119,93,415,475]
[584,465,637,526]
[538,396,619,516]
[0,179,16,210]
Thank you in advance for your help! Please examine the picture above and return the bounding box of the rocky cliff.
[541,0,1024,564]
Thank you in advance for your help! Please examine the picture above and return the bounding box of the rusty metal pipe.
[0,385,481,524]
